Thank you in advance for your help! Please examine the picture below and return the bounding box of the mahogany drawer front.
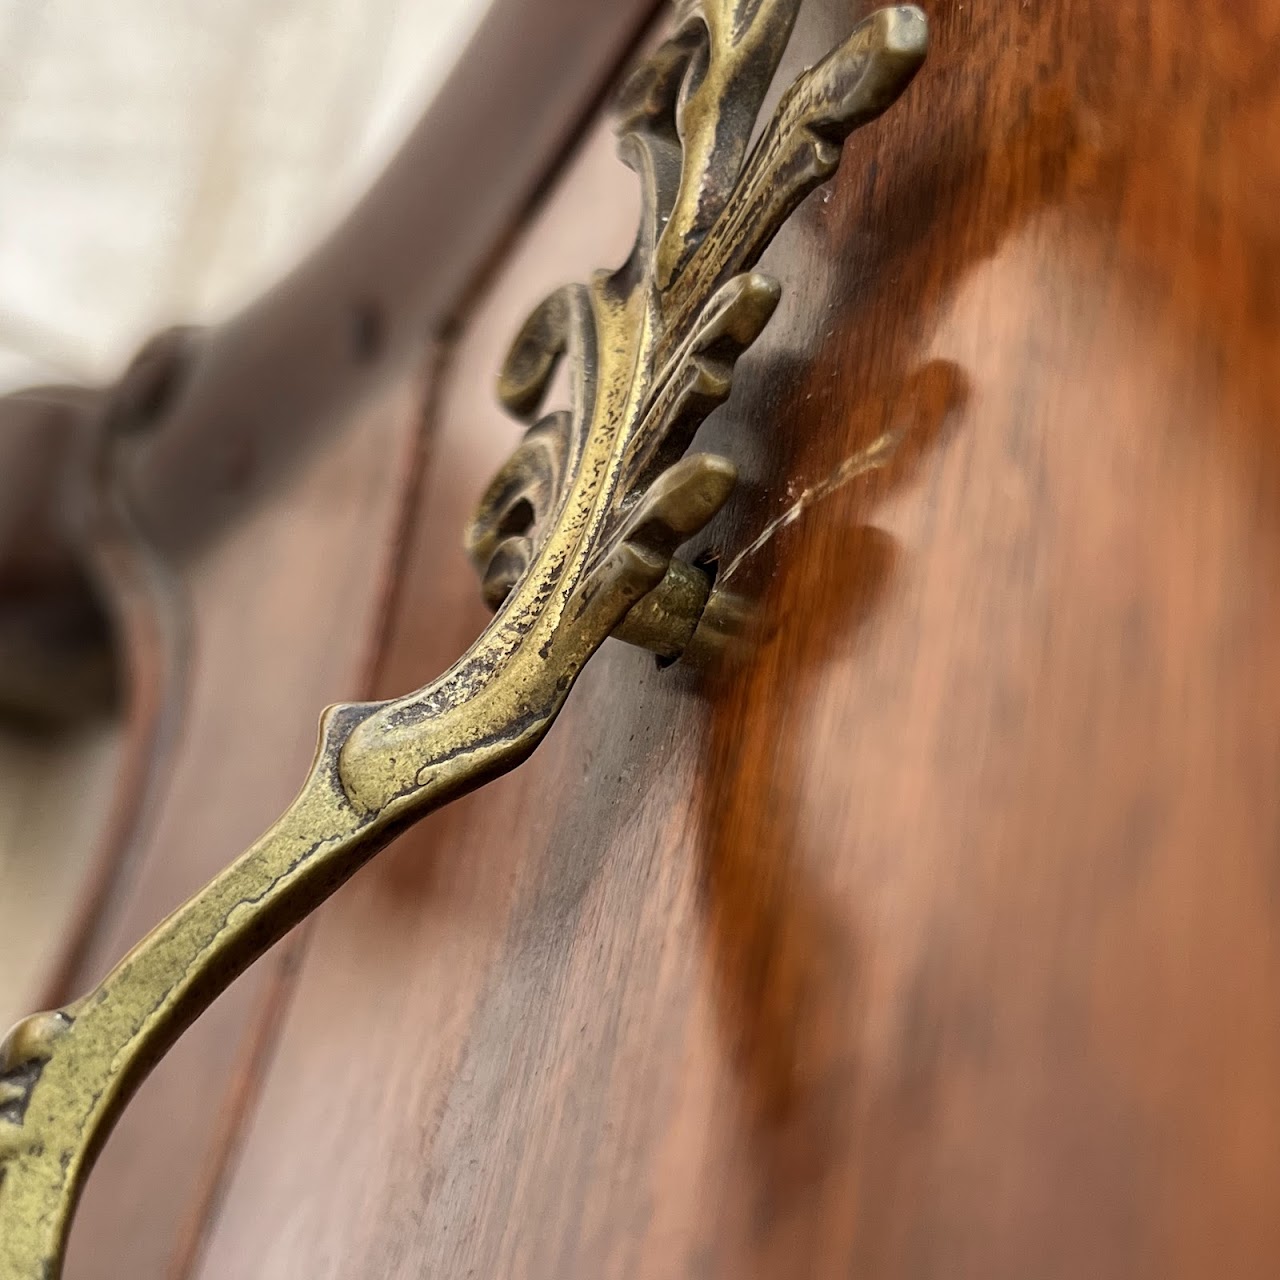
[3,0,1276,1275]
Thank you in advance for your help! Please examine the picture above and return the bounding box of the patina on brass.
[0,5,926,1274]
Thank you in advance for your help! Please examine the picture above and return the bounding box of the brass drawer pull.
[0,5,926,1274]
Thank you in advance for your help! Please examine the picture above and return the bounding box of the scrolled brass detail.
[0,5,926,1274]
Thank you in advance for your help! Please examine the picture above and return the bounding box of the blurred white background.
[0,0,491,393]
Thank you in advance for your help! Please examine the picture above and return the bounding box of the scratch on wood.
[719,429,903,584]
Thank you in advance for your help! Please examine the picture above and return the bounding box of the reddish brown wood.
[188,1,1280,1277]
[61,367,431,1280]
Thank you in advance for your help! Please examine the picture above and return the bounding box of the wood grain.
[59,368,429,1280]
[188,0,1280,1277]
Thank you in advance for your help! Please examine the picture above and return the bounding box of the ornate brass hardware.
[0,4,927,1274]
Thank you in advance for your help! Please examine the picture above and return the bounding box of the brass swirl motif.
[0,6,926,1274]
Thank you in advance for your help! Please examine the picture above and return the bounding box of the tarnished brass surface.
[0,5,926,1274]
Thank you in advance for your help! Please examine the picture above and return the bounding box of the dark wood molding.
[123,0,664,557]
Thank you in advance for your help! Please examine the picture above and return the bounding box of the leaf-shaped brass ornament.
[0,6,926,1274]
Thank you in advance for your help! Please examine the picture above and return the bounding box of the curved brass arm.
[0,5,926,1274]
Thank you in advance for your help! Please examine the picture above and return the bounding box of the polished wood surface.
[62,371,428,1280]
[15,0,1277,1274]
[186,0,1280,1275]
